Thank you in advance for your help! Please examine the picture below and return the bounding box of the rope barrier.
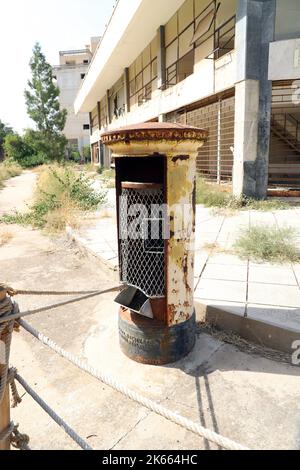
[14,372,93,451]
[0,422,14,444]
[0,421,30,450]
[0,283,114,296]
[0,286,121,326]
[19,319,249,451]
[10,424,30,451]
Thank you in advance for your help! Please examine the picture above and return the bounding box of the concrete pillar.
[123,68,130,114]
[89,112,93,136]
[233,0,276,199]
[157,26,166,90]
[106,90,111,125]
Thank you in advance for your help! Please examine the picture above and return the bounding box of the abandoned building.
[74,0,300,198]
[53,37,100,157]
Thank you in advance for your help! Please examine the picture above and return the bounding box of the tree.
[0,120,13,160]
[24,43,67,161]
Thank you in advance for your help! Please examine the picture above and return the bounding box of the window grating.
[120,187,165,298]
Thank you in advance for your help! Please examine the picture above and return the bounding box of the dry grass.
[0,164,106,233]
[196,177,289,211]
[0,162,22,188]
[202,242,229,255]
[0,230,13,246]
[234,224,300,263]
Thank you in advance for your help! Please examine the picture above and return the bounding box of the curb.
[195,301,300,355]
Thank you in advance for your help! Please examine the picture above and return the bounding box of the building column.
[233,0,276,199]
[157,26,166,90]
[106,90,111,125]
[124,68,130,114]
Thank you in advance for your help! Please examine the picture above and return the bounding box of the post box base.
[118,308,196,365]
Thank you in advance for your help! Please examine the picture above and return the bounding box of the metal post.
[0,384,10,450]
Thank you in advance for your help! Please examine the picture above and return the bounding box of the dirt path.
[0,171,37,216]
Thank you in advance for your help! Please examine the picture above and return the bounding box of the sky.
[0,0,116,133]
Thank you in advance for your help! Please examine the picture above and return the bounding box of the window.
[81,73,86,79]
[66,60,76,65]
[129,35,158,108]
[164,0,236,88]
[83,124,90,130]
[83,59,89,64]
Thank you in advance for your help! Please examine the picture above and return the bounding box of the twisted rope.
[0,283,113,296]
[14,372,92,451]
[0,297,16,404]
[19,319,249,451]
[0,421,14,444]
[10,424,30,451]
[0,285,121,326]
[7,368,22,408]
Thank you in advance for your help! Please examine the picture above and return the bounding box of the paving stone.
[202,264,247,282]
[248,283,300,308]
[249,266,297,286]
[195,279,247,303]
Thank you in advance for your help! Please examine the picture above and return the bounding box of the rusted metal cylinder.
[102,123,207,365]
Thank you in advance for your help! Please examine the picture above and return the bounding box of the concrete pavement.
[68,202,300,353]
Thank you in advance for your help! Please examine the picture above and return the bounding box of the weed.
[0,162,22,188]
[0,165,107,232]
[196,177,289,211]
[234,225,300,263]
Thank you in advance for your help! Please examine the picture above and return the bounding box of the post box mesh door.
[119,187,165,297]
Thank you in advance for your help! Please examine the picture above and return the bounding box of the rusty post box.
[102,123,207,365]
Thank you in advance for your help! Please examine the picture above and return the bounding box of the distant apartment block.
[75,0,300,198]
[53,37,100,157]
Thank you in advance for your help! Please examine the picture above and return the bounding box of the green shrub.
[234,225,300,263]
[82,145,91,163]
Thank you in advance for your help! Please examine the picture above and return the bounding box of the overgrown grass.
[1,165,107,232]
[0,230,13,246]
[196,177,289,211]
[0,161,22,188]
[234,225,300,263]
[98,168,115,189]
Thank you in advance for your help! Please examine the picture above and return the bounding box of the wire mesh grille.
[120,187,165,298]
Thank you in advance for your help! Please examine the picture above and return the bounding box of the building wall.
[54,64,91,153]
[54,43,100,156]
[92,0,237,135]
[275,0,300,41]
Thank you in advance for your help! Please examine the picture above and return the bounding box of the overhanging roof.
[74,0,185,114]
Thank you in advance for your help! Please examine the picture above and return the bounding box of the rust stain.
[167,304,177,325]
[182,254,192,293]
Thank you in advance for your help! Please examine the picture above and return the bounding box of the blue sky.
[0,0,116,133]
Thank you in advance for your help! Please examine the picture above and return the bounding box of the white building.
[53,37,100,157]
[75,0,300,198]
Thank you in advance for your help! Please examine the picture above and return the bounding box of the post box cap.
[101,122,207,145]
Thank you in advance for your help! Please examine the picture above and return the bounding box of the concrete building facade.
[75,0,300,198]
[53,37,100,157]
